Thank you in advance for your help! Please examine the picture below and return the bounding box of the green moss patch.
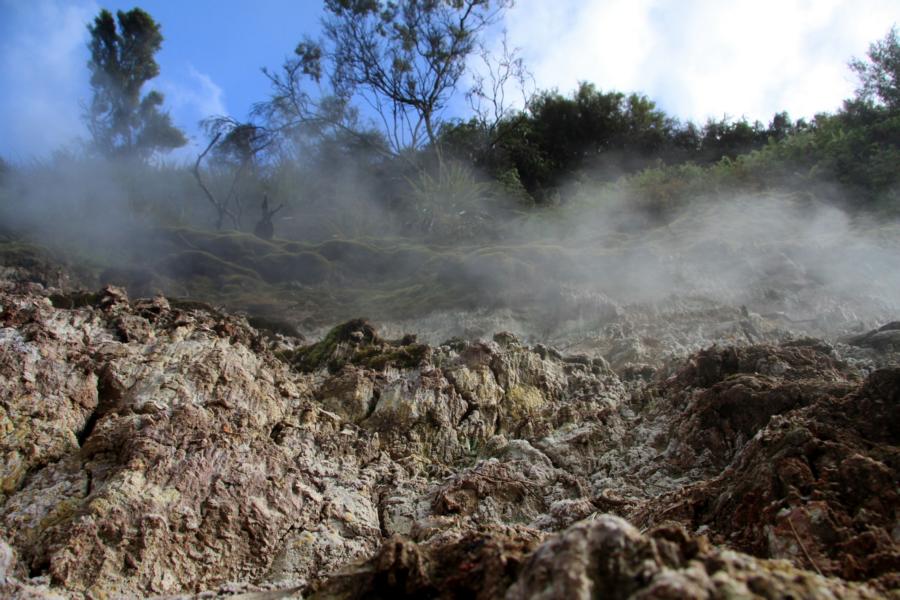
[290,319,430,374]
[352,342,430,370]
[156,250,263,282]
[254,251,332,284]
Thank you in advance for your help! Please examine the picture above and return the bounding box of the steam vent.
[2,2,900,597]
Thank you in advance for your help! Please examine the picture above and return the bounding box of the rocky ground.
[0,254,898,599]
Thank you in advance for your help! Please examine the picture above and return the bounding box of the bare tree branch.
[192,132,238,230]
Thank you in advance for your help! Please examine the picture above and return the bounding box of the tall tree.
[85,8,186,159]
[850,25,900,111]
[260,0,512,156]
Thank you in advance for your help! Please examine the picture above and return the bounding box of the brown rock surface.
[311,517,884,600]
[1,282,388,596]
[0,262,897,598]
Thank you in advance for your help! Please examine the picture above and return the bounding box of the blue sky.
[0,0,897,161]
[0,0,325,160]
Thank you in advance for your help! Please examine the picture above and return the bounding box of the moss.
[316,239,381,264]
[389,333,419,346]
[220,273,264,293]
[156,250,262,282]
[0,462,26,496]
[349,345,383,364]
[357,282,465,318]
[314,239,433,280]
[39,497,83,531]
[292,319,378,373]
[291,319,429,374]
[505,384,546,422]
[280,241,308,253]
[0,238,95,287]
[440,337,467,352]
[155,231,334,285]
[163,227,277,262]
[354,343,430,371]
[254,251,332,284]
[0,240,54,269]
[291,343,331,374]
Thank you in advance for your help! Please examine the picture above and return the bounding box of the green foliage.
[624,162,711,217]
[321,0,512,152]
[850,25,900,110]
[698,117,767,162]
[621,100,900,215]
[440,82,799,203]
[352,342,430,371]
[254,0,511,157]
[85,8,186,159]
[442,114,555,201]
[289,318,428,373]
[525,84,677,177]
[403,160,498,239]
[803,108,900,206]
[211,122,270,167]
[291,319,376,373]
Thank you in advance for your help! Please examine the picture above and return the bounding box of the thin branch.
[192,132,236,230]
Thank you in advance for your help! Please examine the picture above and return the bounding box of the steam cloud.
[1,154,897,347]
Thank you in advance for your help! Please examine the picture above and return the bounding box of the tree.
[252,57,386,162]
[850,25,900,111]
[698,117,767,162]
[261,0,512,156]
[522,83,676,181]
[194,119,275,229]
[85,8,186,159]
[465,31,534,135]
[327,0,512,153]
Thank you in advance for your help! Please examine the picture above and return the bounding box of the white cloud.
[502,0,899,123]
[155,65,228,161]
[158,66,227,122]
[0,0,97,159]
